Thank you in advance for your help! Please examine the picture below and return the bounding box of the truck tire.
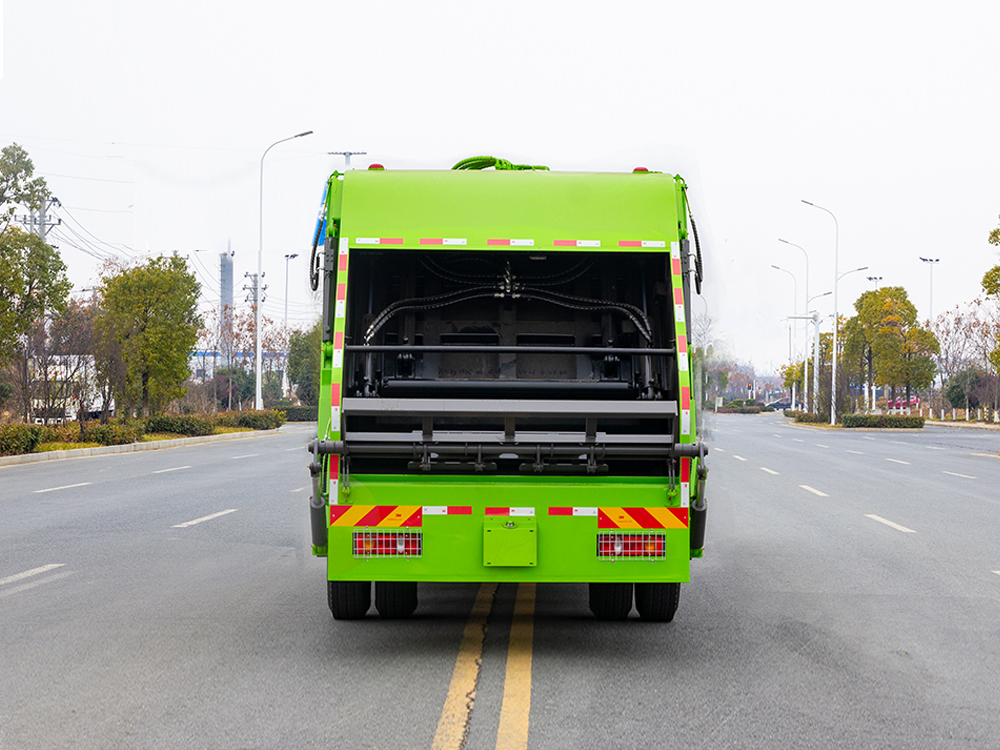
[588,582,633,620]
[634,582,680,622]
[328,581,371,620]
[375,581,419,619]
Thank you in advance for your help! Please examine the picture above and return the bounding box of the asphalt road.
[2,416,1000,749]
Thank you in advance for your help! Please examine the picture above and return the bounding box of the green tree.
[96,256,201,417]
[288,319,322,406]
[1,143,48,235]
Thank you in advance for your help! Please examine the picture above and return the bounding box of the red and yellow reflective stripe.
[597,507,689,530]
[330,505,423,528]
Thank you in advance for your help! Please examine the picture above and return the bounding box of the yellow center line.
[432,582,498,750]
[495,583,536,750]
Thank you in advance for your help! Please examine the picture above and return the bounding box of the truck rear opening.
[308,158,708,622]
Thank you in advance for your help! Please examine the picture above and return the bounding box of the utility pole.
[17,195,62,240]
[329,151,367,169]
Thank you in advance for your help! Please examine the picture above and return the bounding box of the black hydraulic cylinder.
[308,459,326,549]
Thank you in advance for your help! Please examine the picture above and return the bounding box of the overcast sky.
[3,0,999,372]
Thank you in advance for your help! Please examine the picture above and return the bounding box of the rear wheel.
[375,581,419,619]
[328,581,371,620]
[634,582,680,622]
[588,582,633,620]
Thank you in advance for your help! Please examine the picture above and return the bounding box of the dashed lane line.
[792,439,804,443]
[0,565,75,599]
[760,467,779,475]
[865,514,916,533]
[0,564,64,587]
[993,571,1000,578]
[942,471,976,479]
[172,509,238,528]
[732,455,747,462]
[926,446,945,450]
[846,450,864,455]
[886,458,911,465]
[815,444,829,448]
[34,482,91,494]
[153,465,191,474]
[231,454,260,460]
[972,453,1000,459]
[800,485,829,497]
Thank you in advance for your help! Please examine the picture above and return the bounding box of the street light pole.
[802,200,839,425]
[779,238,810,408]
[806,291,831,412]
[919,257,940,325]
[283,253,299,399]
[772,264,798,407]
[257,130,313,410]
[867,275,882,290]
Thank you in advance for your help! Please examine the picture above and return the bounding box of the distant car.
[767,400,792,410]
[891,396,920,408]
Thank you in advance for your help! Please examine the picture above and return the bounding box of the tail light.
[353,531,422,559]
[597,533,666,560]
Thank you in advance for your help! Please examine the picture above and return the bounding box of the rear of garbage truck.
[308,157,708,621]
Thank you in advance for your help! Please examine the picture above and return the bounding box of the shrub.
[214,411,240,428]
[37,423,83,444]
[794,412,825,424]
[146,415,215,437]
[783,409,803,419]
[283,406,317,422]
[842,414,925,429]
[83,422,141,446]
[236,409,286,430]
[716,406,762,414]
[0,424,44,456]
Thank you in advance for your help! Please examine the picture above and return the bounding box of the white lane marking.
[800,485,829,497]
[0,564,65,587]
[290,487,307,493]
[815,444,829,448]
[715,448,725,452]
[846,450,864,455]
[972,453,1000,459]
[732,455,747,462]
[760,467,779,475]
[232,454,259,460]
[285,447,304,452]
[886,458,911,465]
[926,446,945,450]
[153,466,191,474]
[942,471,976,479]
[865,514,916,533]
[0,570,76,599]
[773,434,782,438]
[862,437,876,441]
[891,441,913,446]
[993,571,1000,577]
[172,509,239,528]
[34,482,92,494]
[792,439,804,443]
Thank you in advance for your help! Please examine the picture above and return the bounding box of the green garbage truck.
[307,156,708,621]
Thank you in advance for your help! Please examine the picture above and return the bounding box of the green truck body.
[308,159,707,621]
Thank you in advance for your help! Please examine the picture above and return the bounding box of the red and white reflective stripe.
[487,238,534,247]
[329,455,340,482]
[338,238,349,272]
[671,255,682,276]
[677,334,688,372]
[673,287,685,323]
[335,282,347,318]
[548,507,598,517]
[679,457,691,508]
[554,239,600,248]
[420,238,467,246]
[422,506,473,515]
[485,507,535,517]
[355,237,404,245]
[333,331,344,368]
[331,383,341,422]
[618,240,666,248]
[680,386,691,436]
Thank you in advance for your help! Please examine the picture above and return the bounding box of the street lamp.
[806,290,831,412]
[802,200,839,425]
[257,130,313,410]
[867,275,882,289]
[919,257,940,324]
[778,239,810,409]
[772,265,798,407]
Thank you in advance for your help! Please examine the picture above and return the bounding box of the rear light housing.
[353,530,422,559]
[597,532,666,560]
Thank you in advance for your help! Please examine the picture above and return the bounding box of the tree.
[1,143,48,235]
[96,256,201,417]
[288,320,322,406]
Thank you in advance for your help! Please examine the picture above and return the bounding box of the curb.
[0,425,312,469]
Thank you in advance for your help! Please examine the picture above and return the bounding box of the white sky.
[2,0,999,373]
